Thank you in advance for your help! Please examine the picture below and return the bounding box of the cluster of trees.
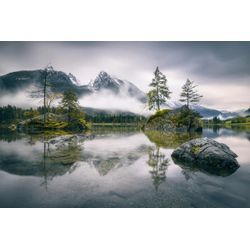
[203,116,250,126]
[85,113,145,124]
[147,66,203,111]
[0,93,88,131]
[0,105,27,124]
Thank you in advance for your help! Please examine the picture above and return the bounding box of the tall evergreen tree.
[59,90,83,123]
[147,67,171,111]
[180,79,203,108]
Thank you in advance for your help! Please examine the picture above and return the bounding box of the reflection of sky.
[215,136,250,165]
[0,130,250,207]
[0,139,43,160]
[84,133,152,157]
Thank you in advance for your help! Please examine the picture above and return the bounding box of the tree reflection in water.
[38,134,84,190]
[147,146,170,190]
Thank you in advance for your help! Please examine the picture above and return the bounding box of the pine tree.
[180,79,203,108]
[59,90,83,123]
[147,67,171,111]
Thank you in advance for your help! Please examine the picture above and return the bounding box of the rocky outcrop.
[171,137,240,176]
[144,106,202,133]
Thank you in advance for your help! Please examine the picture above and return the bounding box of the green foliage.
[24,109,40,119]
[172,106,202,129]
[147,109,171,123]
[203,116,250,127]
[145,130,201,148]
[144,106,202,133]
[147,67,171,111]
[59,90,82,121]
[180,79,202,108]
[57,90,89,131]
[0,105,26,125]
[231,117,247,124]
[85,113,145,124]
[191,145,201,154]
[212,116,221,124]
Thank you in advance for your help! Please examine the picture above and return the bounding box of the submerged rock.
[47,134,94,146]
[171,137,240,176]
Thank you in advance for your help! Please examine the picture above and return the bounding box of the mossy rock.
[144,106,202,133]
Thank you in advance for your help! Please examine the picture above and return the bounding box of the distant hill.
[0,69,91,95]
[163,102,241,120]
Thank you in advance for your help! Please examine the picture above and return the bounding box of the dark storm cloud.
[1,41,250,81]
[155,41,250,81]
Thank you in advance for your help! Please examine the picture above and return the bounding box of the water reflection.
[147,146,170,190]
[144,130,201,149]
[0,131,155,187]
[0,126,249,208]
[0,133,84,189]
[172,157,239,177]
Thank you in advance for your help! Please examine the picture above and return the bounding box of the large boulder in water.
[171,137,240,176]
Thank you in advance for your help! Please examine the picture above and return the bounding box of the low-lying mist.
[79,90,150,115]
[0,88,151,115]
[0,90,37,108]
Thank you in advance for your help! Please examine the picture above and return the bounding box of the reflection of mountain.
[202,127,250,140]
[0,139,83,178]
[85,145,150,176]
[0,132,153,179]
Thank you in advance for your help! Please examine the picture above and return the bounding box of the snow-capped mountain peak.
[89,71,120,92]
[87,71,147,102]
[68,73,81,85]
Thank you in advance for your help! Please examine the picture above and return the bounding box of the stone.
[171,137,240,176]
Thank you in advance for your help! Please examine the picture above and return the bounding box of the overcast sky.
[0,41,249,110]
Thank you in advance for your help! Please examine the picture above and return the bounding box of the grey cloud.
[0,41,249,110]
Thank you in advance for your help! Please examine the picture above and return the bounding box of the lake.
[0,126,249,208]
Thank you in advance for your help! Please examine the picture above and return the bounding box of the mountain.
[0,69,146,102]
[163,102,240,120]
[0,68,91,95]
[244,108,250,116]
[0,67,245,119]
[88,71,147,102]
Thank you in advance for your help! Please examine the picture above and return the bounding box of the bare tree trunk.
[43,70,47,125]
[157,85,160,111]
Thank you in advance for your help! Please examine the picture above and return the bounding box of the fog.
[79,90,150,115]
[0,89,37,108]
[0,88,151,115]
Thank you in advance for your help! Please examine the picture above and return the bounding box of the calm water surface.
[0,127,249,207]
